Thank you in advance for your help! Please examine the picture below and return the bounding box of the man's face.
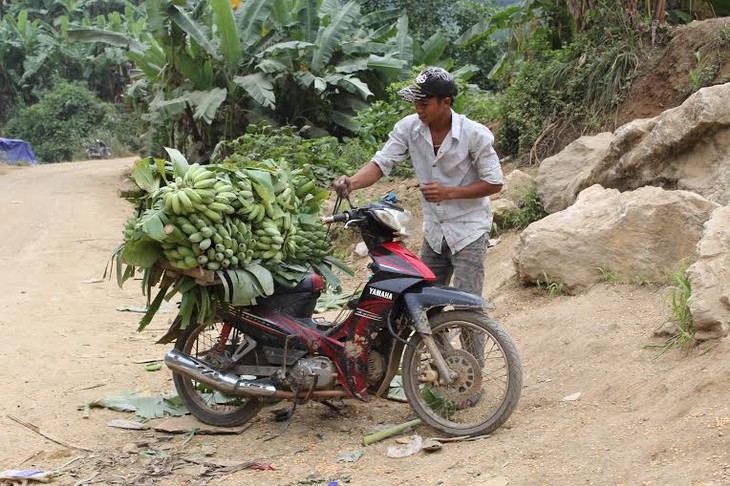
[414,97,450,125]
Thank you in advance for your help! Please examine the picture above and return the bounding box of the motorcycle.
[158,196,523,437]
[86,139,112,159]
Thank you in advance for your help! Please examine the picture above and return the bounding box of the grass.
[535,272,564,297]
[645,269,695,354]
[597,266,620,284]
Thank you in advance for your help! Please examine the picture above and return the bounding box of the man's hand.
[420,182,450,203]
[334,175,351,197]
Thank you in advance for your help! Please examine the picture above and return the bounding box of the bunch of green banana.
[290,223,332,262]
[122,215,138,242]
[251,217,285,262]
[291,169,317,200]
[230,176,256,216]
[157,163,217,216]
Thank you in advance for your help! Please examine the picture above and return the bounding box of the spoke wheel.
[402,311,522,437]
[172,319,263,427]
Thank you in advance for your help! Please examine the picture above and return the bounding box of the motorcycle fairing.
[402,284,489,334]
[369,242,436,281]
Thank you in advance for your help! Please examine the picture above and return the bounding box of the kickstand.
[273,400,298,423]
[321,398,347,413]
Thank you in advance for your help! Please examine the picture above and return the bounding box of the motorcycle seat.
[274,272,325,294]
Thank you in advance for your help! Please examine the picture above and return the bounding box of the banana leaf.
[233,73,276,109]
[131,157,159,193]
[122,239,163,268]
[138,208,168,242]
[311,1,360,72]
[164,147,190,178]
[324,255,354,277]
[244,262,275,296]
[137,277,173,331]
[188,88,228,124]
[167,4,219,59]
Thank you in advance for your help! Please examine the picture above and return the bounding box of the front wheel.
[172,318,263,427]
[402,311,522,437]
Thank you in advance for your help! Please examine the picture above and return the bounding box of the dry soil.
[0,159,728,486]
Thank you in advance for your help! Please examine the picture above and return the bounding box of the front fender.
[402,285,491,335]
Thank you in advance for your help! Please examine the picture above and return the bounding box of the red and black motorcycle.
[160,197,522,437]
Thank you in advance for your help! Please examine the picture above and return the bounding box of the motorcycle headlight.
[372,207,415,238]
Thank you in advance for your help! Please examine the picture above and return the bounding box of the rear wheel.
[172,318,263,427]
[402,311,522,437]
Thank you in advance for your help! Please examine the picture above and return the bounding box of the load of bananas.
[116,151,351,331]
[125,159,332,275]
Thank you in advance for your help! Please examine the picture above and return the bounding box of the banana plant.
[68,0,417,159]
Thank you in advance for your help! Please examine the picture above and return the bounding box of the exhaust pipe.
[164,348,277,397]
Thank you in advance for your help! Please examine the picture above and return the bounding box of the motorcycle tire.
[401,310,522,437]
[172,318,264,427]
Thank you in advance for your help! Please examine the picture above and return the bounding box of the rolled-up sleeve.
[471,126,504,185]
[372,118,411,177]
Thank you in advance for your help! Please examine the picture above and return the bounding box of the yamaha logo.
[369,288,393,300]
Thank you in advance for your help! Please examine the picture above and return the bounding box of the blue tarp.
[0,138,38,164]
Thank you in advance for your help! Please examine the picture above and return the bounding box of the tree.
[69,0,419,160]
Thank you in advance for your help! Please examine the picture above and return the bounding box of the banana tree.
[69,0,417,160]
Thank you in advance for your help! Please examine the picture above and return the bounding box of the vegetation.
[493,183,548,234]
[4,80,113,162]
[535,271,564,297]
[666,270,695,347]
[1,0,725,165]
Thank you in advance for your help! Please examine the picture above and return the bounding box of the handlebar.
[321,213,350,224]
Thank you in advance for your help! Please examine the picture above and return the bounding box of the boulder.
[513,185,719,293]
[536,132,613,214]
[537,82,730,213]
[686,206,730,340]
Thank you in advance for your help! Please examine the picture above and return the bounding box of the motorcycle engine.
[287,356,338,391]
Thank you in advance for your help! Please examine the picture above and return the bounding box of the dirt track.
[0,159,728,486]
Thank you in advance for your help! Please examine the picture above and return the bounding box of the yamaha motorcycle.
[159,197,522,437]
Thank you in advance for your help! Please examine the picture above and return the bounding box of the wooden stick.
[7,415,94,452]
[362,418,422,446]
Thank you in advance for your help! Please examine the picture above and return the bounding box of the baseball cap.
[397,67,458,102]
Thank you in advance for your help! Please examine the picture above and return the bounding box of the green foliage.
[493,183,547,234]
[211,122,365,187]
[597,267,620,284]
[494,5,644,160]
[70,0,415,161]
[684,28,730,96]
[646,269,695,354]
[666,270,694,345]
[3,80,111,162]
[535,271,564,297]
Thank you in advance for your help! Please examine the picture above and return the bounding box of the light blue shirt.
[372,110,503,253]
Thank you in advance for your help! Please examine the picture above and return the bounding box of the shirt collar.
[415,109,461,141]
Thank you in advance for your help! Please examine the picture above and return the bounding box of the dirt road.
[0,159,728,485]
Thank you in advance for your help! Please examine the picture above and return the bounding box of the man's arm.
[420,180,502,203]
[335,161,384,195]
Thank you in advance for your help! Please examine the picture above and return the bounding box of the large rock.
[537,82,730,213]
[513,185,720,293]
[686,206,730,340]
[536,133,613,214]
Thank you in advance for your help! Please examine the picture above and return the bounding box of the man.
[335,67,504,302]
